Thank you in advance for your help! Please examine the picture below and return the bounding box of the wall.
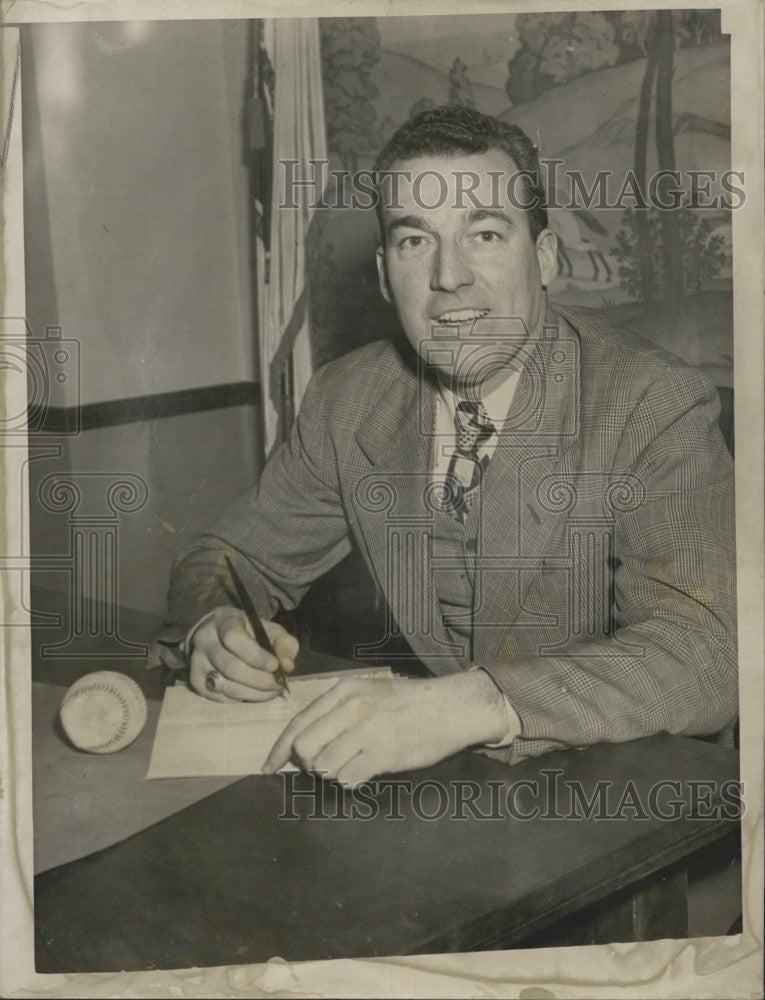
[23,19,255,403]
[22,20,261,618]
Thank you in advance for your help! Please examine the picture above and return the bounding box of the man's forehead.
[385,148,521,176]
[377,149,524,217]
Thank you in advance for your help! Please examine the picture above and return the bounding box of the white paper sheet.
[146,669,393,779]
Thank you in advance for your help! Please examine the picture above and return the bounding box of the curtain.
[255,19,327,456]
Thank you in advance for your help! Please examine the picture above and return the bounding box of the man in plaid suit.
[157,107,737,783]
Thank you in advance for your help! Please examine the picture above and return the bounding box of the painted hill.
[370,48,509,136]
[378,14,520,92]
[493,41,733,319]
[368,41,730,206]
[501,42,731,192]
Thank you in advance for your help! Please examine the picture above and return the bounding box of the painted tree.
[612,208,726,300]
[654,11,684,315]
[631,11,659,303]
[319,18,381,172]
[506,10,722,105]
[631,10,712,310]
[448,57,476,108]
[505,12,619,105]
[606,9,722,64]
[619,8,722,308]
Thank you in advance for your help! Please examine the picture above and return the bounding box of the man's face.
[376,150,557,395]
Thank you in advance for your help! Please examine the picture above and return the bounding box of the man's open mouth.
[433,308,490,324]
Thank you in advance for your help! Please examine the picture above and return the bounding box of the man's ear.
[535,229,558,288]
[376,245,392,303]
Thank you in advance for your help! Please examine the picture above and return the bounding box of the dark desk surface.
[34,732,740,971]
[31,598,741,973]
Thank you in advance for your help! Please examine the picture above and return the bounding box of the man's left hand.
[262,669,508,786]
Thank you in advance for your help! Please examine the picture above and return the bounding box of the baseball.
[60,671,148,754]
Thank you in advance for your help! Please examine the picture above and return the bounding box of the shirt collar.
[436,367,522,429]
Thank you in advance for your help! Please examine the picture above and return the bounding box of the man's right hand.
[187,606,299,702]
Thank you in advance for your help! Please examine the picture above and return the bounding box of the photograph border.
[1,2,762,997]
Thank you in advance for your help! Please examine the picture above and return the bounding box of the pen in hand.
[224,555,290,697]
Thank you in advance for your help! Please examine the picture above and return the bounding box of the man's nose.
[430,241,474,292]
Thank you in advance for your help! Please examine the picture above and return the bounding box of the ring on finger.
[205,668,225,694]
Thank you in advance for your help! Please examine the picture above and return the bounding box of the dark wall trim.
[35,382,260,433]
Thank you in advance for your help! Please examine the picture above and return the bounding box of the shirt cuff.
[471,664,521,748]
[180,609,218,657]
[486,694,522,748]
[152,609,219,671]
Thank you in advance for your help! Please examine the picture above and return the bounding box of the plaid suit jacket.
[163,305,737,764]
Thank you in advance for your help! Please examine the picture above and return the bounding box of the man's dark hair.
[373,104,548,242]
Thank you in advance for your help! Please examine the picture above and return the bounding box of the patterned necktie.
[444,400,496,524]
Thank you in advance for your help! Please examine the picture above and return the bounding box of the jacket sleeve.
[480,365,738,764]
[149,367,352,667]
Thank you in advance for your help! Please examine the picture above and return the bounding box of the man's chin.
[422,367,494,402]
[427,349,524,396]
[437,368,482,396]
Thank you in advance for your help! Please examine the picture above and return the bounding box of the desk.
[31,603,741,972]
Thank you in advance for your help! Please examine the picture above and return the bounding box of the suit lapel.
[352,352,464,675]
[472,309,582,666]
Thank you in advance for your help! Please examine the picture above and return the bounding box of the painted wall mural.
[309,11,733,413]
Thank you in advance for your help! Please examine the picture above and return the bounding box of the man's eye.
[399,235,427,250]
[474,230,503,243]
